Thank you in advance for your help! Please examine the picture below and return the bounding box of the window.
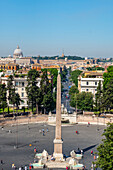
[22,88,24,91]
[15,82,18,86]
[86,82,89,85]
[22,82,24,87]
[21,101,24,104]
[15,88,18,91]
[21,92,24,97]
[95,89,97,91]
[95,82,97,85]
[86,89,89,91]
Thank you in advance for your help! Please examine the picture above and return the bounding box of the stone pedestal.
[53,139,63,160]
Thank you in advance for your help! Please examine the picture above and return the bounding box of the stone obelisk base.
[53,139,63,161]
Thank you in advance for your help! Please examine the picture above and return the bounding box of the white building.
[78,71,104,98]
[1,77,41,108]
[78,77,103,97]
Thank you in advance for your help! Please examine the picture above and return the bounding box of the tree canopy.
[26,69,40,112]
[96,123,113,170]
[70,70,82,87]
[70,92,93,111]
[69,85,79,96]
[103,66,113,89]
[0,83,7,113]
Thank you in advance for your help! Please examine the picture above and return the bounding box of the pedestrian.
[66,166,68,169]
[94,155,96,160]
[24,166,27,170]
[46,128,48,132]
[12,163,15,169]
[78,147,80,151]
[34,147,36,153]
[29,165,32,170]
[9,130,11,133]
[76,130,78,134]
[42,129,44,132]
[81,149,83,155]
[39,130,41,133]
[91,150,93,155]
[19,167,22,170]
[1,160,3,165]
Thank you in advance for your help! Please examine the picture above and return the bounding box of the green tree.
[26,69,40,112]
[103,79,113,111]
[40,70,55,113]
[95,80,103,112]
[103,66,113,89]
[0,83,7,115]
[36,87,42,114]
[47,68,58,87]
[70,92,93,111]
[70,70,82,87]
[7,75,16,113]
[15,93,22,110]
[69,85,79,96]
[7,75,21,113]
[96,123,113,170]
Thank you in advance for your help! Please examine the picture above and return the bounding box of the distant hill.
[32,55,84,60]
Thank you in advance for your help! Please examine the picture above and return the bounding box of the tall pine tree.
[26,69,40,112]
[0,83,7,115]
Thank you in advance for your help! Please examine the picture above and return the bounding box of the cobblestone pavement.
[0,123,105,170]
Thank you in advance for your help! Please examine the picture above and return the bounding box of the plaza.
[0,123,105,169]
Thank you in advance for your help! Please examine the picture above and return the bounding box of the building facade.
[1,77,41,109]
[78,71,104,98]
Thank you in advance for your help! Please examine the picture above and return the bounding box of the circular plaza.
[0,123,105,169]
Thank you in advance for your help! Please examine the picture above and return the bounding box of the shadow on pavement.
[83,144,98,152]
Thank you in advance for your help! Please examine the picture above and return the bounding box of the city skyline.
[0,0,113,57]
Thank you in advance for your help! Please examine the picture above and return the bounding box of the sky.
[0,0,113,58]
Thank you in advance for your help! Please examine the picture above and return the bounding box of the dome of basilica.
[13,45,23,58]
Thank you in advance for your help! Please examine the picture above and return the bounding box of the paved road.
[0,123,105,169]
[62,71,74,113]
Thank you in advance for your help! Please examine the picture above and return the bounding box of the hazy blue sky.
[0,0,113,57]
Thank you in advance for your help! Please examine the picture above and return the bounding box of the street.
[62,71,74,114]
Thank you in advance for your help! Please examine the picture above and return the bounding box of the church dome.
[13,45,23,58]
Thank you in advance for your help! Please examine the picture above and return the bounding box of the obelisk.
[53,72,63,161]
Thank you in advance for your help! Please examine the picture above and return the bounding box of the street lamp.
[97,116,99,131]
[75,93,77,114]
[14,115,18,149]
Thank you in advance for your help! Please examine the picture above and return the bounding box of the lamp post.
[97,116,99,131]
[14,115,18,149]
[16,116,18,148]
[75,93,77,114]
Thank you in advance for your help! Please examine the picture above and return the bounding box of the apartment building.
[1,77,41,108]
[78,71,104,98]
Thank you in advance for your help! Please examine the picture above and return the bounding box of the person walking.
[1,160,3,165]
[81,149,83,155]
[34,147,36,153]
[94,155,96,160]
[24,166,27,170]
[91,150,93,155]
